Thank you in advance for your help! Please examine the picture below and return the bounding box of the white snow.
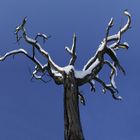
[124,10,131,17]
[74,70,85,79]
[111,47,117,57]
[91,80,95,85]
[107,34,118,41]
[123,42,129,47]
[47,55,64,72]
[102,88,106,93]
[83,55,96,71]
[117,96,123,100]
[109,41,118,48]
[83,40,106,71]
[62,65,74,74]
[51,68,62,77]
[75,59,100,79]
[97,41,105,52]
[121,10,131,33]
[26,36,36,43]
[111,73,117,89]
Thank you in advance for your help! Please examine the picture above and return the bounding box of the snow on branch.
[0,17,65,85]
[76,10,131,100]
[15,17,64,74]
[0,48,63,85]
[107,10,131,42]
[94,76,121,100]
[0,10,131,100]
[65,33,77,65]
[35,33,51,44]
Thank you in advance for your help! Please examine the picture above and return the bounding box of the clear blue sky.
[0,0,139,140]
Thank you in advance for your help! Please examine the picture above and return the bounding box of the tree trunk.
[64,71,84,140]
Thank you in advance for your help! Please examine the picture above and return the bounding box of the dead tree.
[0,10,131,140]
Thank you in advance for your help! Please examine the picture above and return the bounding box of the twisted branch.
[0,48,63,84]
[15,17,64,74]
[35,33,51,43]
[107,10,131,42]
[0,10,131,100]
[76,10,131,100]
[94,77,121,100]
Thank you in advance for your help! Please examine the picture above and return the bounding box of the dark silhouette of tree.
[0,10,131,140]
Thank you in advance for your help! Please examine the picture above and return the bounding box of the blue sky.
[0,0,139,140]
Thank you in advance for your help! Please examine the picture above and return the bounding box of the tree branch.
[79,11,131,80]
[0,48,42,67]
[35,33,51,44]
[107,10,131,42]
[94,76,121,100]
[106,47,125,75]
[30,65,51,83]
[46,63,63,85]
[0,48,63,85]
[104,61,117,90]
[88,80,96,92]
[15,17,64,74]
[76,10,131,100]
[0,10,131,100]
[65,33,77,65]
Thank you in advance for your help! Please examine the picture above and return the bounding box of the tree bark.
[64,71,84,140]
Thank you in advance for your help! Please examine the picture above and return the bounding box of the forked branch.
[107,10,131,42]
[76,10,131,100]
[0,10,131,100]
[65,33,77,65]
[15,17,64,74]
[0,48,63,85]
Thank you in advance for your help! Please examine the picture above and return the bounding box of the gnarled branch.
[35,33,51,43]
[94,76,121,100]
[0,48,63,85]
[76,10,131,100]
[0,10,131,101]
[107,10,131,42]
[15,17,64,74]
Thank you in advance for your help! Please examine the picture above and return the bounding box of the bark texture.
[64,71,84,140]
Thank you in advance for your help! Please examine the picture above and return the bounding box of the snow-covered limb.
[0,48,63,85]
[76,11,131,100]
[0,48,48,83]
[0,10,131,101]
[33,32,51,58]
[15,17,27,44]
[30,64,51,83]
[104,61,117,89]
[65,33,77,65]
[15,17,64,74]
[82,16,114,72]
[94,77,121,100]
[104,17,114,47]
[83,10,131,72]
[106,47,125,75]
[88,80,96,92]
[31,70,51,83]
[110,42,129,51]
[0,48,42,68]
[83,42,105,71]
[46,63,63,85]
[107,10,131,42]
[35,33,51,43]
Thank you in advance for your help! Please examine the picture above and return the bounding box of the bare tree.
[0,10,131,140]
